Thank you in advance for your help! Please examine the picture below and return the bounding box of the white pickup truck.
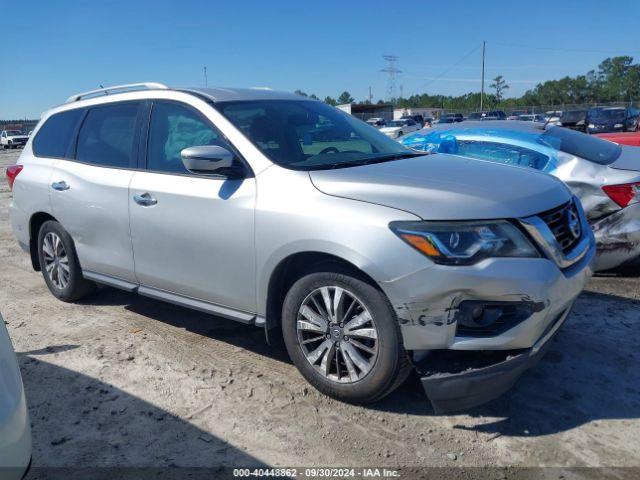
[1,130,29,149]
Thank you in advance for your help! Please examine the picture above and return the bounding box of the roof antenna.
[99,84,109,96]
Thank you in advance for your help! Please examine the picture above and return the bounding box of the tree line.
[296,56,640,111]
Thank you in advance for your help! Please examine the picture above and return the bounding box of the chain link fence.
[441,101,640,117]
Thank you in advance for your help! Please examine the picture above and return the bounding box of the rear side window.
[456,140,549,170]
[33,109,83,158]
[76,103,139,168]
[540,127,621,165]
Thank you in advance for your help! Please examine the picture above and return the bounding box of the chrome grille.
[539,201,582,254]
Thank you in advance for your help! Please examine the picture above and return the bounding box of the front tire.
[37,220,96,302]
[282,270,411,403]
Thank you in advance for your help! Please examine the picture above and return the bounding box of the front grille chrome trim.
[519,197,592,269]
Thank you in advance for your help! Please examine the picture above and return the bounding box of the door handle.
[133,192,158,206]
[51,181,70,191]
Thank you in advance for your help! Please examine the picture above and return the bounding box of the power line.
[419,44,481,90]
[491,41,640,55]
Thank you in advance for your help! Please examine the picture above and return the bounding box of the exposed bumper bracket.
[418,306,571,413]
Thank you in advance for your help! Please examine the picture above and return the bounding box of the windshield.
[590,109,626,121]
[216,100,418,170]
[560,110,586,122]
[539,127,621,165]
[6,130,22,136]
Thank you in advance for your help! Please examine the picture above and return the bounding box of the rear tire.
[37,220,96,302]
[282,270,411,403]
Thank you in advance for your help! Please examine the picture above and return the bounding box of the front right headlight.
[390,220,539,265]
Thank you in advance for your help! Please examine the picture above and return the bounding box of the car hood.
[309,154,571,220]
[610,145,640,172]
[380,126,401,132]
[7,135,28,140]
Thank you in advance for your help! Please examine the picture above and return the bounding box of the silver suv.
[7,83,595,411]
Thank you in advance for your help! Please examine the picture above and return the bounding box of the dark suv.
[587,107,640,134]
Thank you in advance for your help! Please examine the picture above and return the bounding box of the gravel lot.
[1,148,639,475]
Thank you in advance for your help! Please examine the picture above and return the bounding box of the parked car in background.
[365,117,386,129]
[7,83,595,412]
[379,118,420,138]
[399,114,424,127]
[1,130,29,149]
[544,110,563,127]
[595,131,640,147]
[507,110,529,120]
[467,110,507,121]
[550,109,587,132]
[517,114,546,123]
[400,120,640,271]
[443,113,464,123]
[435,114,463,124]
[587,107,639,134]
[0,313,32,480]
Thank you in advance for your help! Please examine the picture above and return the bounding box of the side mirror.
[181,145,235,174]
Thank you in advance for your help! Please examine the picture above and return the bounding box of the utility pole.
[399,85,404,100]
[204,66,208,88]
[369,86,372,104]
[380,55,401,102]
[480,41,486,111]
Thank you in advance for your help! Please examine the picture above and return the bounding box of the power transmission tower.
[380,55,401,102]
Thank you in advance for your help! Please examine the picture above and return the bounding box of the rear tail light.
[602,182,640,208]
[5,165,23,191]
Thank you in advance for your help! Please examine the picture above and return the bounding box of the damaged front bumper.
[380,232,595,411]
[417,305,571,413]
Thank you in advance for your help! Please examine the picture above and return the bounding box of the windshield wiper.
[324,152,424,169]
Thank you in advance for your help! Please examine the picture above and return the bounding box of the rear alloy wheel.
[42,232,70,290]
[37,220,96,302]
[282,271,411,403]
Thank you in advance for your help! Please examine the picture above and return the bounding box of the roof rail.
[66,82,169,103]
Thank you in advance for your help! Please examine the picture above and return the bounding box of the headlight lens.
[390,220,539,265]
[588,124,596,129]
[614,123,624,128]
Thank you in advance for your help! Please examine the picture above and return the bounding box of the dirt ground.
[1,148,639,474]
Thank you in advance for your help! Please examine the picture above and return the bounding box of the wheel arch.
[28,212,57,271]
[264,250,381,332]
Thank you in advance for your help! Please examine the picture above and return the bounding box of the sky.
[2,0,640,118]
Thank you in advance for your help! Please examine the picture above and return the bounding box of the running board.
[83,271,137,291]
[82,270,257,325]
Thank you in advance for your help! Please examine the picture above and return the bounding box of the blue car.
[400,121,640,271]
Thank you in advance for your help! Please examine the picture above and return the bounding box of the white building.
[393,107,444,120]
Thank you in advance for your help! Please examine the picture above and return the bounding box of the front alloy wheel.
[297,286,378,383]
[282,270,411,403]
